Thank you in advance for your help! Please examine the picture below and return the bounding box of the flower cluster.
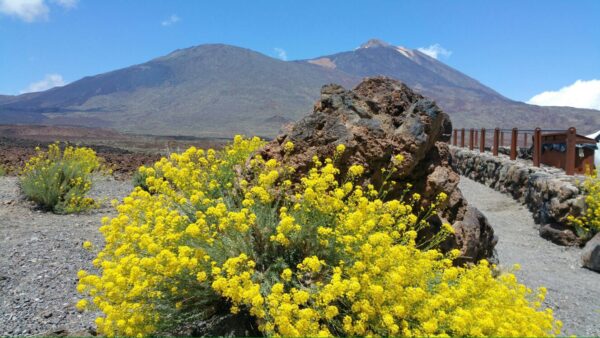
[568,169,600,237]
[20,142,104,213]
[78,136,561,337]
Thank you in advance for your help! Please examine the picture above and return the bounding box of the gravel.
[459,176,600,337]
[0,175,132,336]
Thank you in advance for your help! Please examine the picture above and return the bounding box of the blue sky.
[1,0,599,107]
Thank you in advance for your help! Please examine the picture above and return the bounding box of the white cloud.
[20,74,66,94]
[274,47,287,61]
[0,0,78,22]
[527,79,600,110]
[0,0,49,22]
[52,0,78,9]
[417,43,452,59]
[161,14,180,26]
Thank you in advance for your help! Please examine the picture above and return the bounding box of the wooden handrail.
[454,126,588,176]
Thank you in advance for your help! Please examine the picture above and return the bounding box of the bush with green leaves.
[132,167,150,191]
[20,142,104,213]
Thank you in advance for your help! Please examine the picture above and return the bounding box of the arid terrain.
[0,125,231,336]
[0,125,229,177]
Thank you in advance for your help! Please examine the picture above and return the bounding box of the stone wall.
[450,146,586,246]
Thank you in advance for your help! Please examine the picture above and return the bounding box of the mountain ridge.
[2,40,598,137]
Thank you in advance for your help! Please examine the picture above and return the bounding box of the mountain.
[1,39,599,137]
[302,39,600,132]
[0,44,358,137]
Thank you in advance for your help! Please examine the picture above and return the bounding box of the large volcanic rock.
[260,77,496,263]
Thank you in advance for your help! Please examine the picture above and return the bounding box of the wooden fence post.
[510,128,518,160]
[493,128,499,156]
[469,129,474,150]
[533,128,541,167]
[480,128,486,152]
[453,129,457,146]
[565,127,576,175]
[524,133,528,148]
[475,130,479,148]
[461,128,465,147]
[500,131,504,147]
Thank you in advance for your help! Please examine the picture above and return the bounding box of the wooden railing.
[452,127,585,175]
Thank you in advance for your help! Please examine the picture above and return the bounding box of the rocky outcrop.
[260,77,496,262]
[582,233,600,272]
[451,147,585,246]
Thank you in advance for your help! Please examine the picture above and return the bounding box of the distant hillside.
[1,40,599,137]
[0,45,358,137]
[302,39,600,132]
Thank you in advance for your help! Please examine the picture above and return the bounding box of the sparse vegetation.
[568,170,600,238]
[20,142,104,214]
[77,136,560,337]
[0,165,6,177]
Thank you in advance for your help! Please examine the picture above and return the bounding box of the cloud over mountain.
[21,74,66,94]
[417,44,452,59]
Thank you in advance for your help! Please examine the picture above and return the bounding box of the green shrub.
[0,165,6,177]
[20,142,103,213]
[131,167,150,191]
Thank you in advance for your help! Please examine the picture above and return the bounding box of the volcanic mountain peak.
[357,39,418,60]
[358,38,391,49]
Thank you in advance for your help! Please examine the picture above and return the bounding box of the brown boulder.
[582,232,600,272]
[450,206,498,264]
[539,223,583,247]
[260,77,495,262]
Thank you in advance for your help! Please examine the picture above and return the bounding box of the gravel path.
[0,176,131,336]
[459,176,600,336]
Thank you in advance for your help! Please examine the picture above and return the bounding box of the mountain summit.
[358,38,391,49]
[1,42,598,137]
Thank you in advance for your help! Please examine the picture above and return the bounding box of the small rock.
[581,232,600,272]
[539,223,582,247]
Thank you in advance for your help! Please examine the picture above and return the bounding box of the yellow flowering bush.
[20,142,103,213]
[78,136,561,337]
[568,170,600,237]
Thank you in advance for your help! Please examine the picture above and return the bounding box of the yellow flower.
[348,165,365,177]
[75,299,88,311]
[75,137,560,338]
[284,141,295,153]
[281,268,293,282]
